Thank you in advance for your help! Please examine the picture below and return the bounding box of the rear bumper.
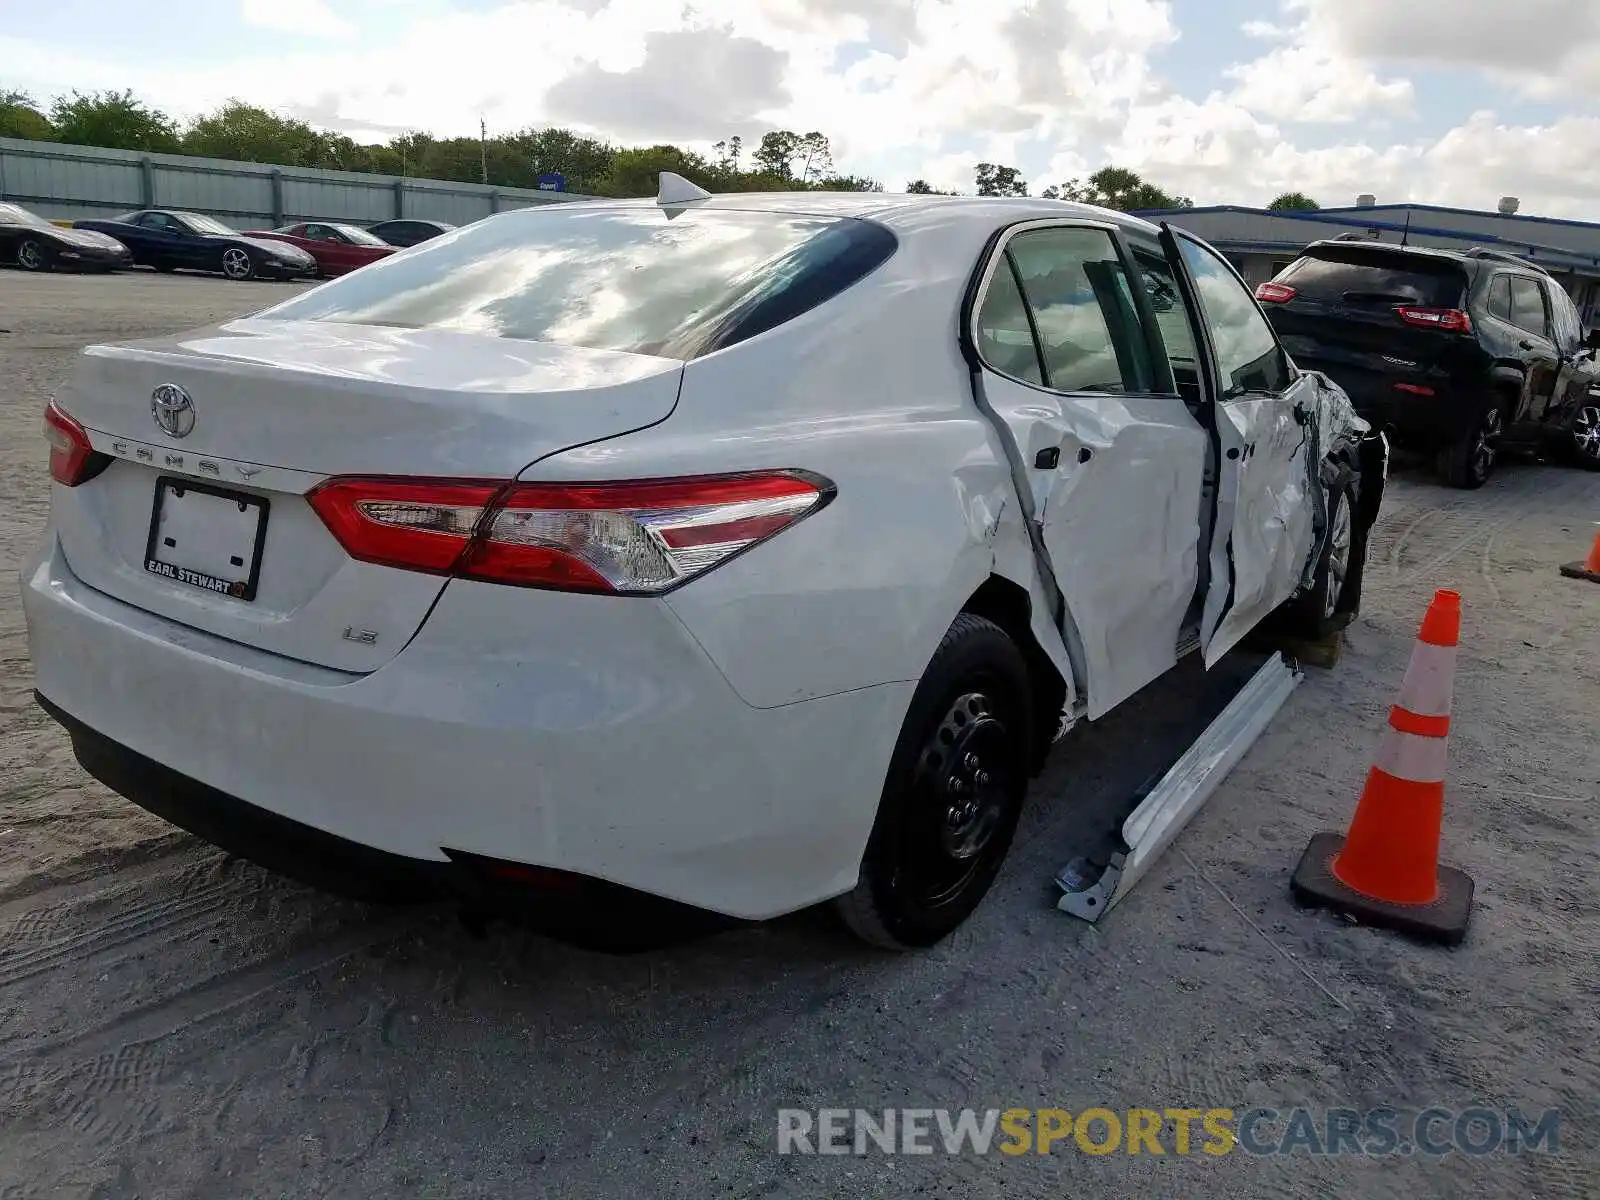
[1294,359,1469,447]
[22,534,911,919]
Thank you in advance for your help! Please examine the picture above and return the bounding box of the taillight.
[43,400,109,486]
[1255,282,1297,304]
[1395,306,1472,334]
[307,470,834,594]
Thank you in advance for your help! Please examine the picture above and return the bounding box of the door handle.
[1520,340,1535,351]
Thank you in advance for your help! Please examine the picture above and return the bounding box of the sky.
[5,0,1600,215]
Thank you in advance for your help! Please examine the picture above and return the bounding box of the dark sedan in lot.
[72,210,317,281]
[0,202,131,272]
[366,218,455,247]
[243,221,396,277]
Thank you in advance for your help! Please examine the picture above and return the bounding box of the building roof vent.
[1356,193,1377,208]
[1498,196,1521,215]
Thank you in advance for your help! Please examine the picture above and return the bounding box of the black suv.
[1258,240,1600,487]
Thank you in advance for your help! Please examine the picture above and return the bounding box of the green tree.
[1267,191,1320,212]
[752,130,802,180]
[905,179,957,194]
[812,174,882,192]
[794,131,833,183]
[0,89,54,140]
[183,101,323,165]
[597,144,717,198]
[974,163,1027,197]
[50,89,180,153]
[1043,166,1191,211]
[509,127,617,193]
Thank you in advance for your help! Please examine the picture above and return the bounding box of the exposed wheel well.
[960,575,1067,775]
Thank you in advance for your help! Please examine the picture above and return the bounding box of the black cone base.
[1559,561,1600,583]
[1290,831,1473,947]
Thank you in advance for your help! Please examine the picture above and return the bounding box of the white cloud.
[6,0,1600,218]
[239,0,356,39]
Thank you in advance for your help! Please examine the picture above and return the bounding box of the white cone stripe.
[1395,641,1458,719]
[1373,726,1449,784]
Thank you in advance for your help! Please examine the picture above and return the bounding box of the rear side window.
[975,258,1045,385]
[262,208,896,359]
[975,226,1160,394]
[1510,277,1549,337]
[1280,250,1467,309]
[1487,276,1513,322]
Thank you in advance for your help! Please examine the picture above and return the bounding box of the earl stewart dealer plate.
[143,476,270,601]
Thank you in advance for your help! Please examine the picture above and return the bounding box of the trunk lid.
[51,318,683,672]
[1263,246,1472,408]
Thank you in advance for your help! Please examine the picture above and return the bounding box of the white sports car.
[24,178,1386,949]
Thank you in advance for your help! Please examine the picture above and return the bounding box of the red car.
[244,221,397,277]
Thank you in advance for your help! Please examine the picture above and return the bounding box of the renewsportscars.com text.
[777,1107,1560,1158]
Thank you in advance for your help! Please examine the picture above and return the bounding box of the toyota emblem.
[151,383,195,439]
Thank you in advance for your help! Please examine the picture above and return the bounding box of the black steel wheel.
[837,614,1032,950]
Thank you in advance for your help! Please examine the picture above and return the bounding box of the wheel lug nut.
[949,777,966,794]
[964,753,980,771]
[975,769,991,786]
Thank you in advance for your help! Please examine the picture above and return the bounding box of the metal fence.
[0,137,592,229]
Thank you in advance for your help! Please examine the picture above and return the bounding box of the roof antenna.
[658,172,712,209]
[1401,209,1412,247]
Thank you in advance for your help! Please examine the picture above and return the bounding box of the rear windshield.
[1278,249,1466,308]
[260,207,897,359]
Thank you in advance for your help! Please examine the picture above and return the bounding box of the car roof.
[1298,238,1550,277]
[491,192,1164,237]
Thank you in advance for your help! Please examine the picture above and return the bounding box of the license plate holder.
[143,477,270,601]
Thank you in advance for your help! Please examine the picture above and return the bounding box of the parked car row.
[0,201,455,280]
[1257,239,1600,481]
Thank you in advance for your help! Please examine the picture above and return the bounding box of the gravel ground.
[1,270,1596,1198]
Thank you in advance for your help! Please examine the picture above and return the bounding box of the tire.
[16,237,51,272]
[1280,484,1359,639]
[836,614,1033,950]
[220,246,256,281]
[1436,400,1506,489]
[1567,404,1600,472]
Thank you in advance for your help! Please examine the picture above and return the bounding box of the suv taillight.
[308,470,834,594]
[1255,282,1297,304]
[44,400,109,486]
[1395,306,1473,334]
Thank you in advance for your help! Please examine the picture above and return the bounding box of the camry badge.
[151,383,196,439]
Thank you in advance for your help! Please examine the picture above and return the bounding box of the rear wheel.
[1437,402,1505,489]
[220,247,255,281]
[1568,405,1600,471]
[836,614,1032,950]
[16,237,51,272]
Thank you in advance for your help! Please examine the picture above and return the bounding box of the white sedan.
[24,179,1385,949]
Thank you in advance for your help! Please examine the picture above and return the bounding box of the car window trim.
[965,217,1180,401]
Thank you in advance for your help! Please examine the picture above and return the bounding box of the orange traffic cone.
[1291,589,1474,945]
[1559,527,1600,584]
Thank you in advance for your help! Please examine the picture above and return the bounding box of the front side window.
[1509,277,1549,337]
[1177,236,1289,395]
[1546,282,1580,351]
[1132,247,1198,373]
[260,206,897,360]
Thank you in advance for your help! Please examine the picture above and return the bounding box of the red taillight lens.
[1255,282,1297,304]
[1393,382,1436,397]
[44,400,107,486]
[1395,306,1472,334]
[308,470,833,594]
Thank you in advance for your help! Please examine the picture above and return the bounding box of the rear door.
[1162,229,1318,666]
[1260,245,1470,411]
[969,220,1210,718]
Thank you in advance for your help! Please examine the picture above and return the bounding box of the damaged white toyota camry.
[24,177,1386,950]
